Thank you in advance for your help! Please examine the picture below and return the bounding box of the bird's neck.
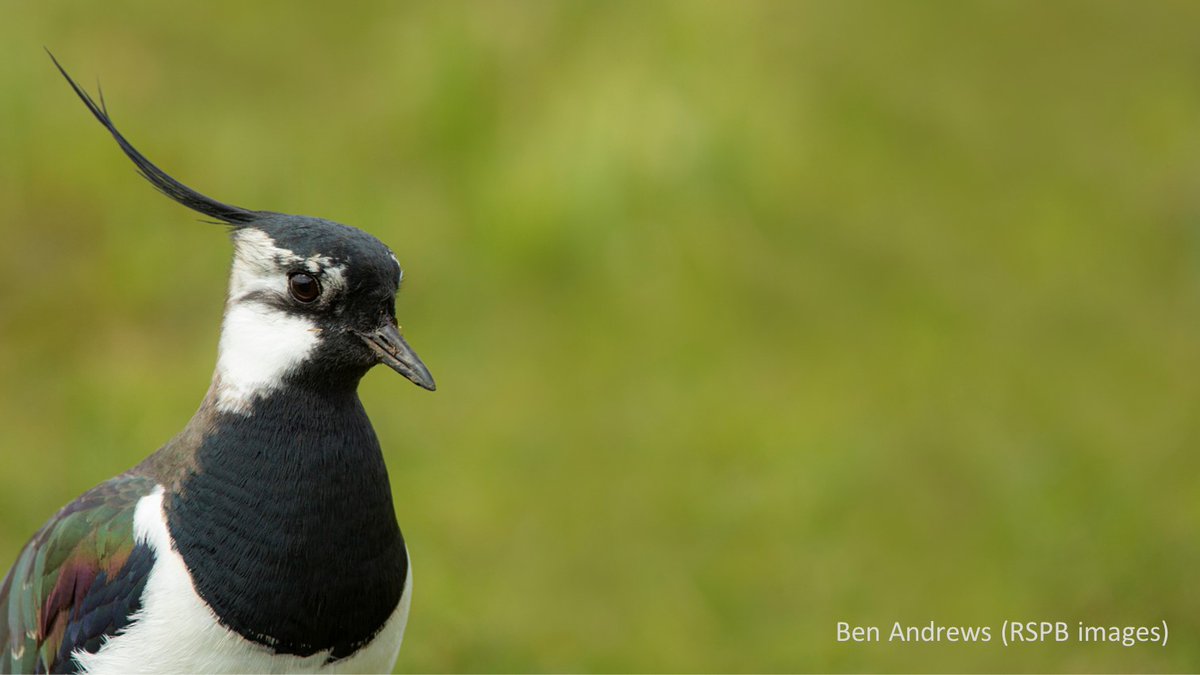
[189,380,385,483]
[147,381,408,657]
[170,378,400,542]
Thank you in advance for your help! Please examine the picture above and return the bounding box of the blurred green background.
[1,2,1199,671]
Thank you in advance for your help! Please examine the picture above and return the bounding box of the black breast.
[164,390,407,660]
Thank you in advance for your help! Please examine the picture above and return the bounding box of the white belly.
[74,488,412,674]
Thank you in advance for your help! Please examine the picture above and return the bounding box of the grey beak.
[358,322,436,391]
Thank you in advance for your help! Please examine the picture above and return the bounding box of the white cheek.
[214,303,319,415]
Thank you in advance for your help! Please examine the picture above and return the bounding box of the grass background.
[2,2,1199,671]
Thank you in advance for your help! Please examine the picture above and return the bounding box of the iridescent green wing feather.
[0,474,158,673]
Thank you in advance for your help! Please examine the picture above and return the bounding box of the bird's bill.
[358,323,436,391]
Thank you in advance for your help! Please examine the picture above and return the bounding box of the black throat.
[164,384,407,660]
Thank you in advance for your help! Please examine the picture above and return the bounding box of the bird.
[0,54,436,674]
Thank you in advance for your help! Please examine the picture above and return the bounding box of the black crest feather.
[47,50,259,226]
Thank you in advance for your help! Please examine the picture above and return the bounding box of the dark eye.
[288,272,321,303]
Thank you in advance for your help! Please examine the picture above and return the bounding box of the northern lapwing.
[0,55,435,674]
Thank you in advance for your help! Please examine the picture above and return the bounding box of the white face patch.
[213,229,348,415]
[214,304,320,414]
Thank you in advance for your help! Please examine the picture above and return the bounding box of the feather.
[0,474,157,673]
[46,50,260,226]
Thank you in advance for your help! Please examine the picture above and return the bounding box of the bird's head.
[216,217,435,412]
[50,54,435,413]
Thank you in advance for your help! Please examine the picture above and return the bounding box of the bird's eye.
[288,272,321,303]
